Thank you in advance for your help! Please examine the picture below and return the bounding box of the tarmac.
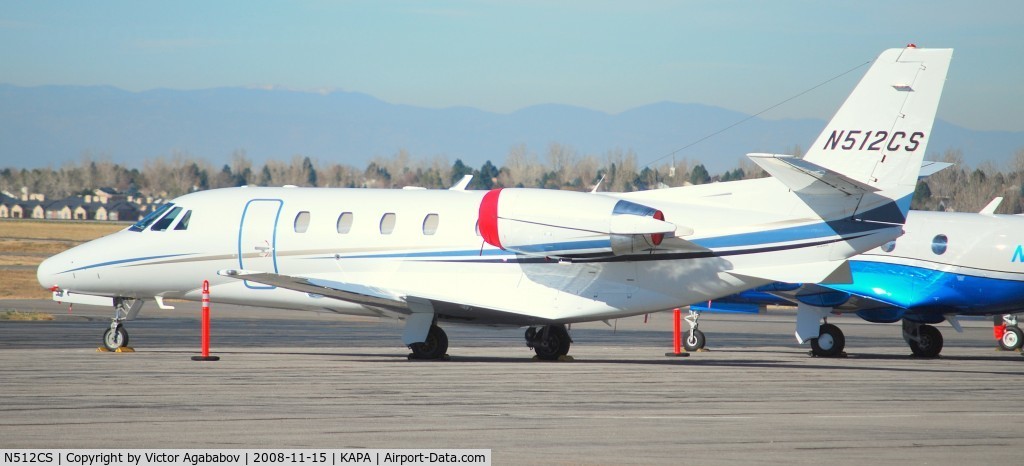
[1,298,1022,465]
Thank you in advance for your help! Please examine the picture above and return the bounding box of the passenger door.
[238,199,282,289]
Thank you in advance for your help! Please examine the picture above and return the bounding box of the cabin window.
[150,206,182,231]
[931,234,948,255]
[174,210,192,231]
[130,203,174,232]
[336,212,354,234]
[880,240,895,253]
[380,213,396,235]
[422,213,439,235]
[294,211,311,233]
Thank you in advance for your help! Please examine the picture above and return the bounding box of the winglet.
[449,174,473,191]
[979,197,1003,215]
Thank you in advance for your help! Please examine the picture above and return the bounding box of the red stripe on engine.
[478,188,503,249]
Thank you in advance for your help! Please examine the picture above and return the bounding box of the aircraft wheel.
[683,329,706,352]
[810,323,845,357]
[534,324,571,361]
[999,326,1023,351]
[103,325,129,351]
[909,324,943,358]
[409,325,448,359]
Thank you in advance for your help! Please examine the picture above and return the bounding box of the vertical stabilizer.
[803,47,952,196]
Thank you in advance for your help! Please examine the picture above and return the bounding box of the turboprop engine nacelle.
[477,188,677,258]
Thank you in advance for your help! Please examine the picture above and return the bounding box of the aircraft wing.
[217,269,553,326]
[218,269,409,312]
[727,260,853,285]
[768,282,910,318]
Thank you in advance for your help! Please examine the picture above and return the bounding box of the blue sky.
[2,0,1022,131]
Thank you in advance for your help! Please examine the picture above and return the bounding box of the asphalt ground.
[1,299,1022,465]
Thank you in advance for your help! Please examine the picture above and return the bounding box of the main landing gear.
[997,315,1024,351]
[525,324,572,360]
[902,320,943,358]
[102,298,143,351]
[796,304,846,358]
[810,321,846,357]
[408,324,449,360]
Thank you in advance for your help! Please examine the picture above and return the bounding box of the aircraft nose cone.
[36,253,63,291]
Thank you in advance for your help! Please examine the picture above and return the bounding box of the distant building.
[4,186,154,222]
[0,193,44,219]
[105,201,139,221]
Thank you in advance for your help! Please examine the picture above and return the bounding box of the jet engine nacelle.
[477,188,676,258]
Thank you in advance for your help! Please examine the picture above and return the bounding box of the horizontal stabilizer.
[918,161,952,179]
[218,269,408,312]
[727,260,852,285]
[747,153,879,196]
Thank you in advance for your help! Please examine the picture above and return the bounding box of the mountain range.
[1,84,1021,174]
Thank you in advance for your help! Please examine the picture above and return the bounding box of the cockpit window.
[151,206,182,231]
[130,203,174,232]
[174,210,192,230]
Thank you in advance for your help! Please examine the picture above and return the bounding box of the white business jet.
[37,46,952,360]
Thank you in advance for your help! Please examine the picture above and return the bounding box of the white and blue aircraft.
[37,47,953,360]
[686,199,1024,358]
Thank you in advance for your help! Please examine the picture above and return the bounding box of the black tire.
[810,323,845,357]
[409,325,448,359]
[999,326,1023,351]
[534,325,571,360]
[909,324,943,358]
[683,329,706,352]
[103,325,129,351]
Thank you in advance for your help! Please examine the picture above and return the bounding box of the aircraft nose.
[36,253,65,291]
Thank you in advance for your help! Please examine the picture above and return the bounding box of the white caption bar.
[1,450,491,466]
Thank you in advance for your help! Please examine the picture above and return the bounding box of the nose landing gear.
[101,298,142,352]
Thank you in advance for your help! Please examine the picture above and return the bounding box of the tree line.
[3,144,1023,214]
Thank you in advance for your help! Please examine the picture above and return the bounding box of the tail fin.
[802,47,952,193]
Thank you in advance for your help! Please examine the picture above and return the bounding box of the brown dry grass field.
[0,219,125,299]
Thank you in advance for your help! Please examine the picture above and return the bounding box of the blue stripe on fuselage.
[59,253,192,274]
[338,221,886,261]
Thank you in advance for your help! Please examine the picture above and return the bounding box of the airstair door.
[238,199,282,289]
